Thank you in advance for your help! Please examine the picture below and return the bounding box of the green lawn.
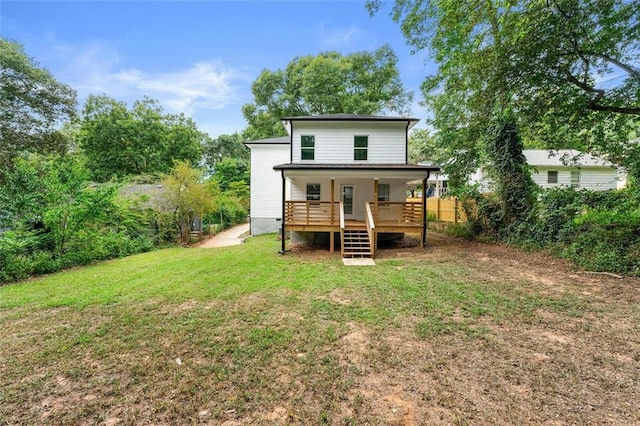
[1,234,639,424]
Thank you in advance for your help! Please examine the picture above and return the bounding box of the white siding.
[247,144,289,219]
[288,177,409,221]
[469,169,494,193]
[290,121,408,164]
[532,167,618,191]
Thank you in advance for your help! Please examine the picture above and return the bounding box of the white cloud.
[60,47,243,113]
[109,62,239,115]
[44,40,253,136]
[318,22,361,48]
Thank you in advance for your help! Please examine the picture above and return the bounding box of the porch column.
[280,171,286,254]
[330,178,335,253]
[422,175,428,248]
[373,178,379,219]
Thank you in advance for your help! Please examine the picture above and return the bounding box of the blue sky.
[1,1,435,138]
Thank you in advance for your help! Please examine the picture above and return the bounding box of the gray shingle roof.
[244,136,290,145]
[524,150,614,167]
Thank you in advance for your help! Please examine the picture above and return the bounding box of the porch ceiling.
[274,163,439,180]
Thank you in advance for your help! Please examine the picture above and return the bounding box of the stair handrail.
[365,202,376,258]
[339,202,345,257]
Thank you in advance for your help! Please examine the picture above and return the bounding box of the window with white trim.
[354,136,368,161]
[301,135,315,160]
[547,171,558,184]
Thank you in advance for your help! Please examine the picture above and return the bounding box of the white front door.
[341,185,355,220]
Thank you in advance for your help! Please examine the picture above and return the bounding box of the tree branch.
[580,51,640,79]
[562,69,640,115]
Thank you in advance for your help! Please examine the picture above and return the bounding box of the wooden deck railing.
[285,201,339,224]
[373,201,423,226]
[364,202,376,257]
[285,200,424,227]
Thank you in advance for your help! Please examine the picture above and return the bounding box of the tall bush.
[0,155,173,283]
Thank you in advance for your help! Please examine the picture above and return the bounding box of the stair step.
[342,228,372,258]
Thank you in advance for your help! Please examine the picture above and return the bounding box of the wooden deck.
[284,201,423,233]
[284,200,425,257]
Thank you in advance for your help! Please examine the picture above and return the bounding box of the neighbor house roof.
[524,150,614,167]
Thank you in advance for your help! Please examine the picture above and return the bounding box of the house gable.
[283,115,418,165]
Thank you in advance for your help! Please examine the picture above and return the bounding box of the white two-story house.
[245,114,439,258]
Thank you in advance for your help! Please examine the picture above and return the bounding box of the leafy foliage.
[242,45,413,138]
[203,132,249,171]
[78,95,205,181]
[160,161,216,245]
[0,155,169,283]
[408,128,438,164]
[212,157,249,192]
[484,119,538,230]
[513,187,639,275]
[0,37,77,170]
[368,0,640,186]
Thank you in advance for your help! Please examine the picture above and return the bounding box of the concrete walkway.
[198,223,250,248]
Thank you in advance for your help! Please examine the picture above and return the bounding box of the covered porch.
[273,163,439,258]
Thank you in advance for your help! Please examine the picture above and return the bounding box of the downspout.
[422,172,429,247]
[289,120,293,163]
[405,121,410,164]
[280,170,286,254]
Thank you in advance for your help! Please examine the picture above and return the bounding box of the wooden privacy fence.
[407,197,470,223]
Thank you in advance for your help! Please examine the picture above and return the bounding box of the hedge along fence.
[407,197,470,223]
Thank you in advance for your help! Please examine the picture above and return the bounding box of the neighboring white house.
[245,114,439,258]
[426,149,624,196]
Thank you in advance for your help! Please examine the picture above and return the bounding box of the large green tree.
[242,45,413,139]
[0,38,77,169]
[202,132,249,170]
[78,95,205,181]
[368,0,640,183]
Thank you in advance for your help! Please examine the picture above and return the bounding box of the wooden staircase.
[342,227,372,258]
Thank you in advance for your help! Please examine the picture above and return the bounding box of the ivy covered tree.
[242,45,413,138]
[482,118,538,235]
[0,37,77,170]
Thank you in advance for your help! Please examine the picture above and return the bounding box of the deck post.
[373,178,379,222]
[422,176,428,247]
[330,178,335,224]
[330,178,335,253]
[280,171,286,254]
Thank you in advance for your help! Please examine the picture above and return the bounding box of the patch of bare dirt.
[286,231,640,424]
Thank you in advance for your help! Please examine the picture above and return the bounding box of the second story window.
[354,136,368,161]
[301,135,315,160]
[547,171,558,184]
